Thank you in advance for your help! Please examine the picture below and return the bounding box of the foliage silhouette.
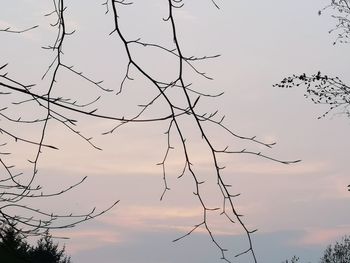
[319,0,350,45]
[28,235,71,263]
[275,72,350,119]
[0,223,71,263]
[320,236,350,263]
[275,0,350,119]
[0,223,29,263]
[282,236,350,263]
[282,255,302,263]
[275,0,350,191]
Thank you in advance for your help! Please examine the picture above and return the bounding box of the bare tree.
[0,0,118,239]
[0,1,299,262]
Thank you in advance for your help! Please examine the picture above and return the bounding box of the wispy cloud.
[57,229,122,254]
[99,205,202,229]
[97,204,253,239]
[295,225,350,246]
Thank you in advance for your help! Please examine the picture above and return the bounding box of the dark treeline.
[0,223,71,263]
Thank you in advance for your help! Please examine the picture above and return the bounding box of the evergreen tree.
[0,224,29,263]
[320,236,350,263]
[29,234,71,263]
[0,223,71,263]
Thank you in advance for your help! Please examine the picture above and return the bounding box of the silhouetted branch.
[0,25,39,34]
[275,72,350,118]
[0,0,300,261]
[319,0,350,45]
[0,0,118,238]
[276,1,350,118]
[105,1,298,262]
[276,0,350,191]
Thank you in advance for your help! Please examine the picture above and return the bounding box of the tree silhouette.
[274,72,350,119]
[320,236,350,263]
[275,0,350,119]
[282,256,302,263]
[275,0,350,192]
[282,236,350,263]
[0,1,300,262]
[320,0,350,45]
[29,234,71,263]
[0,222,71,263]
[0,223,29,263]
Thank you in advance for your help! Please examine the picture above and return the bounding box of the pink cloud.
[99,205,202,230]
[297,226,350,246]
[55,230,123,254]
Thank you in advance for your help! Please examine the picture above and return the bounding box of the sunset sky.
[1,0,349,263]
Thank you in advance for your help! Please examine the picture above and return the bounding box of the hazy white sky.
[1,0,349,263]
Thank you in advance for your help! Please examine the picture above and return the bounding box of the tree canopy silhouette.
[320,236,350,263]
[0,222,71,263]
[282,235,350,263]
[275,0,350,192]
[275,0,350,119]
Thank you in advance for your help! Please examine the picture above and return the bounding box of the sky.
[1,0,350,263]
